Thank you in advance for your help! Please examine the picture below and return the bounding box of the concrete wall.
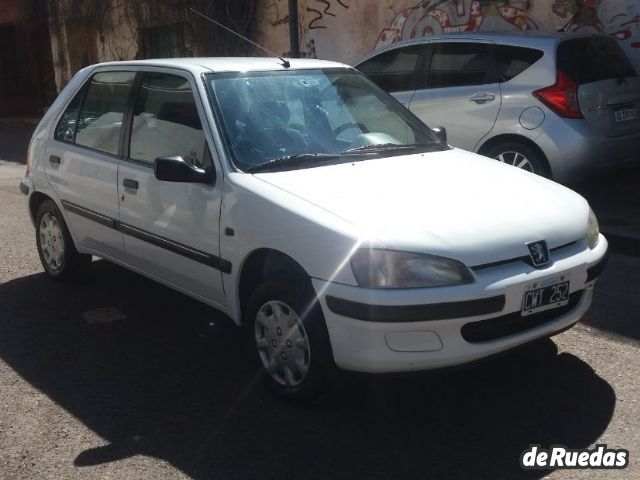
[255,0,640,70]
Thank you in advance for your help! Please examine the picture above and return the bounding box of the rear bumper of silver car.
[537,117,640,183]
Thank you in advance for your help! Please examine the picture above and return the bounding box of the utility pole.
[288,0,300,58]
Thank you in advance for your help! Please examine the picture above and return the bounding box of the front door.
[409,41,501,151]
[117,70,225,306]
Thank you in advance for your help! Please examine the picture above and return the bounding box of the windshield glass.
[206,68,445,172]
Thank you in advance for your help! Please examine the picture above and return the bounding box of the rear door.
[558,36,640,137]
[117,69,226,306]
[356,45,425,107]
[45,70,135,259]
[409,41,501,150]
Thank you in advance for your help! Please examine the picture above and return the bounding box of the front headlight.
[587,208,600,249]
[350,249,474,289]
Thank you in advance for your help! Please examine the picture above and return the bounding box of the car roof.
[354,31,607,65]
[93,57,350,74]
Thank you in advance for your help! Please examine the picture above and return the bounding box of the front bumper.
[19,176,31,196]
[314,236,608,373]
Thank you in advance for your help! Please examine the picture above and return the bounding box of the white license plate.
[614,108,638,123]
[521,276,570,316]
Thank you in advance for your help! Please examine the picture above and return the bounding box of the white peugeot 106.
[21,57,608,401]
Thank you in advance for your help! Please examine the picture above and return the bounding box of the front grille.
[472,241,578,271]
[460,291,584,343]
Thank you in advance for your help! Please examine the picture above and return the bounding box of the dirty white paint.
[255,0,640,70]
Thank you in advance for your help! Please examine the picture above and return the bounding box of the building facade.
[0,0,638,117]
[255,0,640,70]
[0,0,256,116]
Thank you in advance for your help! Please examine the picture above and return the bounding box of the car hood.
[252,149,589,267]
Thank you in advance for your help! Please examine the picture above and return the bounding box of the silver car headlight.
[587,208,600,249]
[350,249,474,289]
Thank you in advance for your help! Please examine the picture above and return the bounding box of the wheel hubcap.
[255,300,310,387]
[39,213,65,271]
[496,151,534,172]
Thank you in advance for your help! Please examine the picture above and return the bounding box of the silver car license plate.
[614,107,638,123]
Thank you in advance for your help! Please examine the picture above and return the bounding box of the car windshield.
[206,68,446,172]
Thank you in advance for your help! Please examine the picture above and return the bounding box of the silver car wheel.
[496,151,534,172]
[39,212,65,271]
[255,300,311,387]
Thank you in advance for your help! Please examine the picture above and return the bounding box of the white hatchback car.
[21,58,608,400]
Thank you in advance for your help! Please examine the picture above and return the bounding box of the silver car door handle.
[469,93,496,104]
[122,178,139,190]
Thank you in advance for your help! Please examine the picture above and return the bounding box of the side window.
[495,45,543,82]
[55,86,85,143]
[357,46,423,92]
[426,43,492,88]
[74,71,136,155]
[129,72,209,168]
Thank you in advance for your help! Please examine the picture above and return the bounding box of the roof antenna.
[190,8,291,68]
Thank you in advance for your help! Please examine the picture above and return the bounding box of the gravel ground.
[0,127,639,479]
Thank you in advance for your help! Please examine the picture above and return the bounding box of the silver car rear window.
[557,37,636,85]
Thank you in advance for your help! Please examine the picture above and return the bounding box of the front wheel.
[246,279,334,402]
[35,199,91,281]
[483,142,549,178]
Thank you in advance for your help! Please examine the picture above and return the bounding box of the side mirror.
[154,156,214,184]
[432,126,447,145]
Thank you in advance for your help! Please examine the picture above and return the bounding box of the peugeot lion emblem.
[527,240,550,267]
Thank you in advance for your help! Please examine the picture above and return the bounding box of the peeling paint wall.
[46,0,257,93]
[48,0,140,90]
[256,0,640,70]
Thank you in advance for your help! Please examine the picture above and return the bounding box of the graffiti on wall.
[374,0,640,68]
[306,0,350,30]
[375,0,537,48]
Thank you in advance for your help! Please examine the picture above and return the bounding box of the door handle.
[469,93,496,104]
[122,178,139,190]
[49,155,61,165]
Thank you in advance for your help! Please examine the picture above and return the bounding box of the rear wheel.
[35,199,91,281]
[246,279,334,402]
[483,141,549,178]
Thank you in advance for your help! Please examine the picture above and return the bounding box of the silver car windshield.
[206,68,446,172]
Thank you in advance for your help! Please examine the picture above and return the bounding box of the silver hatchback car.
[356,32,640,183]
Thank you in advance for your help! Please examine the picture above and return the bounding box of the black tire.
[483,141,550,178]
[246,279,335,402]
[35,199,91,281]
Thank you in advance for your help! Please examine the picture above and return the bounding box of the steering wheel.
[333,122,370,137]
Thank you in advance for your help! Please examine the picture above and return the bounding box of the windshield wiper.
[245,153,342,173]
[342,143,444,155]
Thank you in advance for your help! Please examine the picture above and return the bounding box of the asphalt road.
[1,125,639,479]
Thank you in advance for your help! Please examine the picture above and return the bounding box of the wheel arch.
[477,134,552,178]
[29,191,54,225]
[237,248,312,326]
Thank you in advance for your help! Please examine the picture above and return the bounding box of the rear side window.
[357,45,423,92]
[129,72,209,168]
[426,42,492,88]
[495,45,543,82]
[73,72,136,155]
[558,37,636,85]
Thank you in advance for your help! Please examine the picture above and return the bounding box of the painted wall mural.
[255,0,640,70]
[374,0,640,69]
